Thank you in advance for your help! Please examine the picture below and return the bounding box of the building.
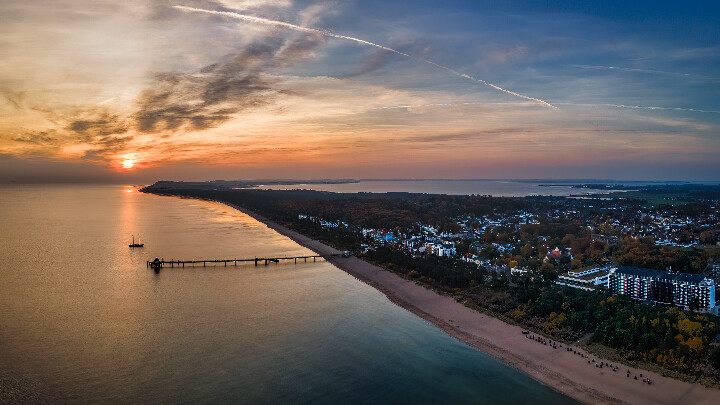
[511,266,530,275]
[435,244,457,257]
[556,265,614,291]
[592,234,618,246]
[710,258,720,278]
[609,267,716,312]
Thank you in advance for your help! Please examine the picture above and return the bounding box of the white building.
[436,245,456,257]
[556,265,615,291]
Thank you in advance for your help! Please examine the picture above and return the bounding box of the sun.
[121,157,136,170]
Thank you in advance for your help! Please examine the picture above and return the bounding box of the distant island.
[142,180,720,405]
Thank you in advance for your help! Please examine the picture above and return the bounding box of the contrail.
[379,101,720,115]
[173,5,557,109]
[557,102,720,114]
[605,104,720,114]
[572,65,719,80]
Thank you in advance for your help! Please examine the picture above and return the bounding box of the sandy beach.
[221,201,720,405]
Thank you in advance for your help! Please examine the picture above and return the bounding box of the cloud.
[0,88,25,110]
[134,56,274,132]
[145,0,293,21]
[220,0,293,11]
[12,130,60,145]
[2,2,331,163]
[297,1,335,26]
[68,113,129,138]
[342,38,430,78]
[174,5,557,108]
[476,44,530,66]
[343,49,402,77]
[132,28,328,133]
[1,0,718,181]
[273,32,326,67]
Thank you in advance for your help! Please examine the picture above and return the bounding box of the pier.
[147,254,341,269]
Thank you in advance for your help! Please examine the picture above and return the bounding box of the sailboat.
[129,235,144,248]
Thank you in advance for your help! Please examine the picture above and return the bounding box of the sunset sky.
[1,0,719,182]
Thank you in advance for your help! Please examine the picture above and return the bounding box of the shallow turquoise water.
[0,185,578,404]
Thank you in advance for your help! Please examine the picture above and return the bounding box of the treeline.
[364,246,720,376]
[613,236,710,274]
[506,283,720,373]
[290,217,364,252]
[281,193,540,229]
[593,303,720,371]
[141,184,555,229]
[366,246,487,288]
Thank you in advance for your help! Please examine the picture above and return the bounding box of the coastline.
[217,200,720,405]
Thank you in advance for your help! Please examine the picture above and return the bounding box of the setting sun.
[121,157,136,170]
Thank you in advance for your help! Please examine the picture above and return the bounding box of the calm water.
[255,179,612,196]
[0,185,578,404]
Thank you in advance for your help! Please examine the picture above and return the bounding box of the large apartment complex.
[609,267,716,313]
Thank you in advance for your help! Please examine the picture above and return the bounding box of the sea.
[0,184,579,404]
[254,179,718,196]
[253,179,618,196]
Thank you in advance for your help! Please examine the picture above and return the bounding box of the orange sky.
[1,0,718,182]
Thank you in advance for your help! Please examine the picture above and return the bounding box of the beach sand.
[222,202,720,405]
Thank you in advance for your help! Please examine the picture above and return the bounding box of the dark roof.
[615,266,707,283]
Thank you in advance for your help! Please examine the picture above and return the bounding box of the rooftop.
[562,270,611,281]
[615,266,708,284]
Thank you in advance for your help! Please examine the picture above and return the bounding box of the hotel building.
[556,265,614,291]
[609,267,716,312]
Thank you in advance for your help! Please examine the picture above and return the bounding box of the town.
[295,194,720,315]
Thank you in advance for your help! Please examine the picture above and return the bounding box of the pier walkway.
[147,254,341,269]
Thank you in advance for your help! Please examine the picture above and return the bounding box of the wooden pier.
[147,254,340,269]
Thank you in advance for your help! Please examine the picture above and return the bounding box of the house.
[547,247,563,260]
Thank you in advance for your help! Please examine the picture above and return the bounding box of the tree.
[521,243,533,258]
[709,347,720,369]
[540,261,557,280]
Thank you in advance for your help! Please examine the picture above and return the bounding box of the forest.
[365,245,720,379]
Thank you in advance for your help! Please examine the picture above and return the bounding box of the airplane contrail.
[173,5,557,109]
[379,101,720,115]
[603,104,720,114]
[572,65,719,80]
[557,103,720,114]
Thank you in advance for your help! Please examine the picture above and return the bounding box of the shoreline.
[217,199,720,405]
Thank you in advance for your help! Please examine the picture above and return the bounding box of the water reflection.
[0,185,578,405]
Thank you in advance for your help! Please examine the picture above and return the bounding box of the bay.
[0,185,578,404]
[253,179,609,196]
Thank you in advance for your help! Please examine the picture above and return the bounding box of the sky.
[1,0,719,182]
